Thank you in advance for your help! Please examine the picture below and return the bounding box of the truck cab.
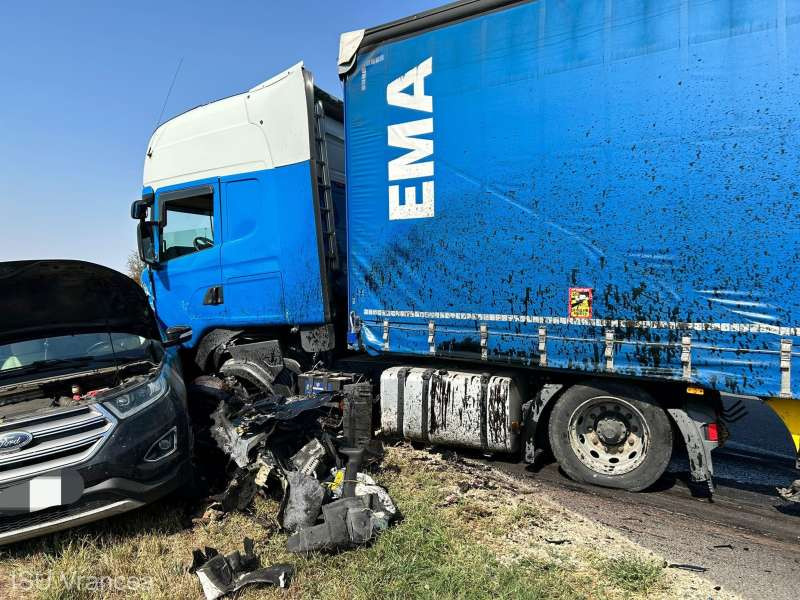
[133,63,345,365]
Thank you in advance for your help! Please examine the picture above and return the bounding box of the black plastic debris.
[286,492,395,553]
[342,382,373,448]
[340,447,365,497]
[282,471,326,533]
[667,563,708,573]
[210,391,333,470]
[326,470,398,517]
[210,466,259,512]
[778,479,800,503]
[190,538,294,599]
[291,438,330,478]
[233,393,335,433]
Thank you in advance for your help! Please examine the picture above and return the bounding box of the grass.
[600,555,665,594]
[0,446,674,600]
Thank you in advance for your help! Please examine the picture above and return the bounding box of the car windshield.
[0,332,158,376]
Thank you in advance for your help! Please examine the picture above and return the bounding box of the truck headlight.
[104,369,169,418]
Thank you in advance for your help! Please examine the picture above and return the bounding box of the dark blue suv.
[0,260,193,544]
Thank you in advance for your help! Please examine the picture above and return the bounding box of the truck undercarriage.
[183,331,778,500]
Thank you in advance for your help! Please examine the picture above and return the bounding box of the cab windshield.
[0,332,159,376]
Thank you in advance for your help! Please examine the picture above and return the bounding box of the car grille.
[0,404,115,485]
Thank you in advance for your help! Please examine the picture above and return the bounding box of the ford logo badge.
[0,431,33,454]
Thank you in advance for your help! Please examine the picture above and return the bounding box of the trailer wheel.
[548,382,672,491]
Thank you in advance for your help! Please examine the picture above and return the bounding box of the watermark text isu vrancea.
[11,571,154,593]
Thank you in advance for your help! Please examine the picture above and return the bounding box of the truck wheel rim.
[567,396,649,476]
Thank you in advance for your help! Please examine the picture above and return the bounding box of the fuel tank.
[380,367,524,453]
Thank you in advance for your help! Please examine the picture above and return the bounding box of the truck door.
[152,180,224,338]
[219,174,284,324]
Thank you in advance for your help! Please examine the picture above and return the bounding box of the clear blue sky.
[0,0,442,273]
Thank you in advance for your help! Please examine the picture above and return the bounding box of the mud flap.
[667,403,717,494]
[521,384,564,465]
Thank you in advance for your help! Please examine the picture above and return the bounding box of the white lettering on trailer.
[387,118,434,180]
[386,57,433,112]
[387,57,434,220]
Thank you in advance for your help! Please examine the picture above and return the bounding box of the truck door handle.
[203,285,224,305]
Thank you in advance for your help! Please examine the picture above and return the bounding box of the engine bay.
[0,360,159,422]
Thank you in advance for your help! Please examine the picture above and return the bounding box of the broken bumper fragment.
[190,538,293,600]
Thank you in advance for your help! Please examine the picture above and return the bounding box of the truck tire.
[548,382,672,491]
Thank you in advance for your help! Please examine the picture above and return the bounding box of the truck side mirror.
[163,325,192,348]
[131,192,155,220]
[131,200,147,220]
[137,221,158,266]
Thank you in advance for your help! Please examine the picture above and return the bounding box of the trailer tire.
[548,382,672,492]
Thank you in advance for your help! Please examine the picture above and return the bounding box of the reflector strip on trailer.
[363,308,800,337]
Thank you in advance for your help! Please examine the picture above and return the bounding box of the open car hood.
[0,260,161,346]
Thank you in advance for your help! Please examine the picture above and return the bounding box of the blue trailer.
[342,0,800,398]
[134,1,800,497]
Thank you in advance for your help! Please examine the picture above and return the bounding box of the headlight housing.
[103,368,169,418]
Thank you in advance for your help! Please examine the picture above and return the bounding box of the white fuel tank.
[380,367,524,453]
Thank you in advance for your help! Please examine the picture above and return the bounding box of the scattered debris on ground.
[777,479,800,503]
[189,538,293,599]
[186,377,398,595]
[403,445,738,600]
[668,563,708,573]
[0,442,737,600]
[0,370,737,600]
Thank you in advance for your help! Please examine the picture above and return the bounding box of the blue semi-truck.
[132,0,800,496]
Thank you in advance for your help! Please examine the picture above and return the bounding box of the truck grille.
[0,404,115,485]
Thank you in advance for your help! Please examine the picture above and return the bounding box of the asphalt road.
[487,447,800,600]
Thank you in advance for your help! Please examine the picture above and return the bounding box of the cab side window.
[161,193,214,261]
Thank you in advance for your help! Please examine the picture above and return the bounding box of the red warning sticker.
[569,288,593,319]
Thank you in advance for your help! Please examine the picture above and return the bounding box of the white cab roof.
[143,62,312,190]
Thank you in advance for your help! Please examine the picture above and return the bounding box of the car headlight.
[103,368,169,418]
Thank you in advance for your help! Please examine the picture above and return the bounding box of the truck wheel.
[548,382,672,491]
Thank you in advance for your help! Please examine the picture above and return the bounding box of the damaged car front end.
[0,260,193,544]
